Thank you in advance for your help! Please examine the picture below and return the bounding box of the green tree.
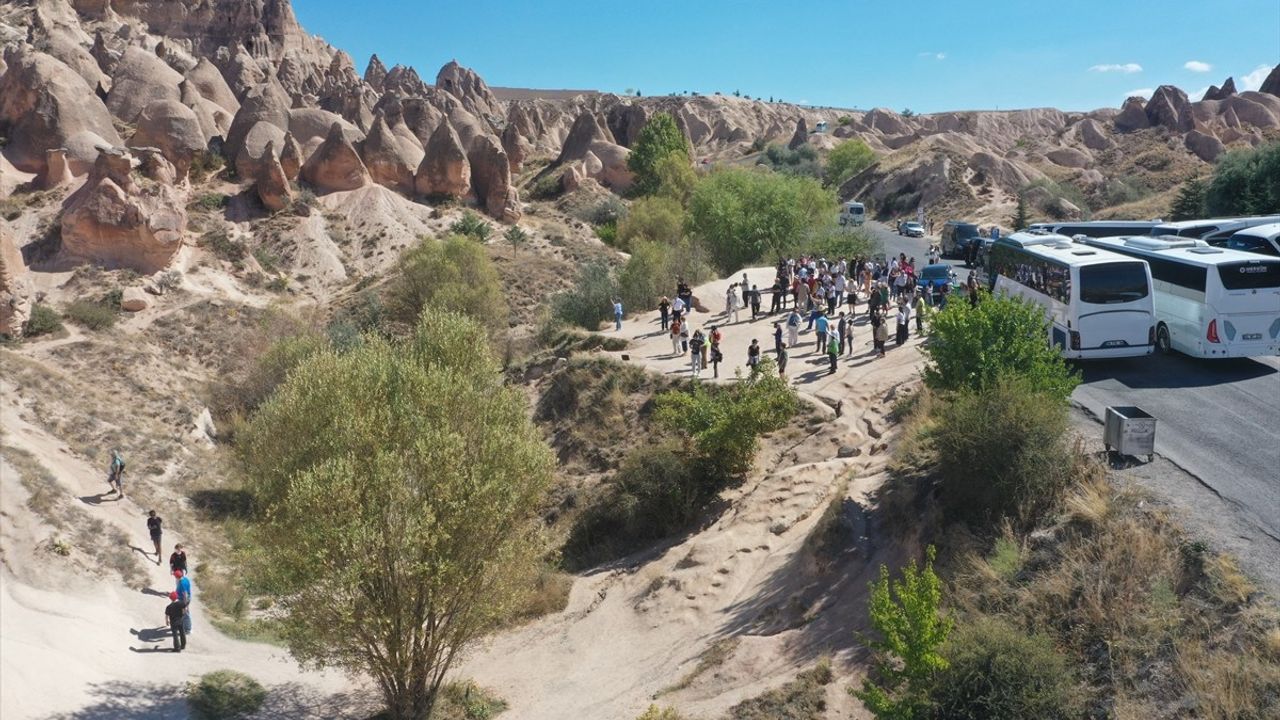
[1168,177,1207,221]
[616,196,686,250]
[628,113,690,196]
[1010,193,1029,231]
[687,167,836,274]
[617,238,712,313]
[853,546,953,720]
[654,152,698,205]
[922,295,1079,403]
[449,210,492,241]
[504,224,529,258]
[388,235,507,329]
[824,139,876,188]
[1204,142,1280,216]
[236,312,553,720]
[551,260,619,330]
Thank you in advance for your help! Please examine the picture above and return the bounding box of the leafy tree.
[616,196,685,250]
[793,226,884,261]
[617,238,712,313]
[449,210,492,241]
[1204,142,1280,216]
[1010,193,1029,231]
[853,546,953,720]
[551,260,618,330]
[923,295,1079,403]
[654,152,698,205]
[629,113,690,195]
[236,312,553,720]
[504,224,529,258]
[688,167,836,274]
[387,235,507,330]
[1168,177,1207,221]
[901,108,916,118]
[824,139,876,187]
[655,362,796,478]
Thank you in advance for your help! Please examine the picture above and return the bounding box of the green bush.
[388,235,507,329]
[436,681,508,719]
[628,113,691,196]
[922,295,1079,403]
[186,670,267,720]
[653,152,698,204]
[731,661,832,719]
[449,211,493,241]
[792,226,883,261]
[688,167,835,274]
[200,229,246,265]
[24,303,63,337]
[1205,141,1280,216]
[63,299,117,330]
[595,222,618,246]
[551,260,618,330]
[192,193,229,212]
[617,239,712,313]
[528,173,563,200]
[933,374,1074,527]
[616,196,685,251]
[584,196,628,227]
[823,138,875,187]
[932,618,1081,719]
[761,143,821,178]
[636,706,689,720]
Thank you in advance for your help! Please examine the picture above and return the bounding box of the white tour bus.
[1147,216,1280,244]
[1026,220,1162,238]
[839,201,866,227]
[1214,222,1280,257]
[986,232,1156,359]
[1076,236,1280,358]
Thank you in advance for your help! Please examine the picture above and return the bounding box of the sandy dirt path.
[461,268,928,719]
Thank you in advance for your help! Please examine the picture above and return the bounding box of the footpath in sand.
[461,268,929,719]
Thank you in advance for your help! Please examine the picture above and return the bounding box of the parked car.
[941,220,980,257]
[901,221,925,238]
[916,263,957,291]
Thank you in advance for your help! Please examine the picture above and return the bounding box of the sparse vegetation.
[504,224,529,258]
[191,192,229,212]
[616,195,685,250]
[617,239,713,314]
[450,210,494,241]
[551,260,617,330]
[433,681,508,720]
[1169,177,1208,220]
[200,229,247,266]
[932,618,1081,719]
[63,296,118,331]
[731,661,833,719]
[186,670,267,720]
[24,303,64,337]
[761,143,821,178]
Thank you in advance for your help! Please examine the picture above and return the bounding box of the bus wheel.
[1156,324,1172,355]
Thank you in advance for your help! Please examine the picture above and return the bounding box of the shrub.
[932,618,1081,719]
[527,173,563,200]
[732,661,833,719]
[595,222,618,246]
[436,681,508,720]
[616,195,685,250]
[933,374,1074,527]
[792,226,883,261]
[192,193,229,212]
[823,138,875,188]
[387,235,507,330]
[551,260,618,330]
[688,167,835,274]
[504,224,529,257]
[1205,142,1280,217]
[853,546,952,720]
[653,152,698,204]
[636,706,689,720]
[63,299,117,330]
[186,670,267,720]
[24,303,63,337]
[922,295,1079,403]
[200,229,246,265]
[760,143,821,178]
[583,195,628,227]
[628,113,691,195]
[1169,177,1208,221]
[617,238,712,313]
[449,210,493,241]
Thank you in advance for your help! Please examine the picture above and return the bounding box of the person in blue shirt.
[174,569,192,606]
[612,298,623,331]
[814,312,829,353]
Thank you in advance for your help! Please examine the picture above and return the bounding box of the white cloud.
[1124,88,1154,101]
[917,51,947,60]
[1184,60,1212,73]
[1241,64,1272,91]
[1090,63,1143,74]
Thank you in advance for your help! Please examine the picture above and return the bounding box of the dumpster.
[1104,405,1156,461]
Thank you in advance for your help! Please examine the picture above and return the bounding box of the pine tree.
[1169,178,1207,221]
[1010,193,1029,230]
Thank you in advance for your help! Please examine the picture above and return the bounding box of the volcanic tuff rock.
[1262,65,1280,97]
[414,121,471,199]
[234,120,287,180]
[256,141,293,211]
[1077,118,1115,150]
[105,46,185,123]
[0,45,123,175]
[501,123,531,173]
[279,131,303,180]
[185,57,240,114]
[1114,96,1151,132]
[38,149,75,190]
[128,100,207,177]
[60,148,187,273]
[360,115,422,194]
[1144,86,1193,131]
[1202,78,1238,102]
[0,219,32,337]
[224,80,292,162]
[1184,129,1225,162]
[468,135,520,222]
[301,122,371,193]
[788,118,809,150]
[436,60,503,122]
[549,112,635,191]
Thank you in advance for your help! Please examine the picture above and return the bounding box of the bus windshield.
[1218,261,1280,290]
[1079,262,1149,304]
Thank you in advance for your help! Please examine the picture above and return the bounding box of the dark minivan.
[941,221,980,258]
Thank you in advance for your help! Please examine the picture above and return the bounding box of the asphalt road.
[863,221,1280,545]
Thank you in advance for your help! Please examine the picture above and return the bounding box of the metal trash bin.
[1104,405,1156,461]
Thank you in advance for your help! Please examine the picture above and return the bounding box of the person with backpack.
[658,296,671,331]
[669,317,683,356]
[146,511,163,564]
[164,591,187,653]
[107,450,126,498]
[786,308,801,347]
[169,544,188,574]
[689,329,705,378]
[709,327,723,378]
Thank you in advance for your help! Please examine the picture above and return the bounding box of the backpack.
[828,336,839,354]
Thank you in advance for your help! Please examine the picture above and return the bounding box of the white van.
[1214,222,1280,257]
[839,201,866,227]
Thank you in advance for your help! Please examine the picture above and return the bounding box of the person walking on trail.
[769,278,783,314]
[749,285,762,319]
[872,311,888,358]
[747,339,761,372]
[827,331,840,375]
[676,278,692,313]
[896,301,911,346]
[147,511,163,563]
[680,320,690,354]
[726,286,742,324]
[773,322,784,355]
[913,292,926,335]
[165,592,187,653]
[658,296,671,331]
[786,309,801,347]
[174,569,192,608]
[689,330,705,378]
[612,298,624,331]
[815,312,829,353]
[710,327,724,378]
[741,273,751,309]
[169,544,188,574]
[777,345,788,378]
[669,318,683,356]
[107,450,126,498]
[671,294,685,324]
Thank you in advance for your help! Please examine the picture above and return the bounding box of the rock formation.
[364,54,388,88]
[234,121,287,180]
[60,148,187,273]
[1114,96,1151,132]
[301,122,371,193]
[279,132,303,180]
[501,122,531,173]
[0,219,32,338]
[224,80,292,162]
[105,46,185,123]
[468,135,520,222]
[1077,118,1115,151]
[37,149,75,190]
[1202,78,1237,102]
[185,57,240,115]
[414,121,471,198]
[129,100,207,177]
[1262,64,1280,97]
[549,112,635,191]
[256,141,293,211]
[787,118,808,150]
[1144,86,1192,131]
[1184,129,1226,162]
[436,60,502,121]
[359,115,421,194]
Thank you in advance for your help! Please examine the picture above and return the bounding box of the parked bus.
[1213,222,1280,257]
[1147,216,1280,244]
[986,232,1156,359]
[839,201,866,227]
[1076,235,1280,357]
[1027,220,1163,238]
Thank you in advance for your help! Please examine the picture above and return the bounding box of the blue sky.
[293,0,1279,113]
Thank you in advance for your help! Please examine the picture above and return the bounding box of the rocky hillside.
[2,0,1279,337]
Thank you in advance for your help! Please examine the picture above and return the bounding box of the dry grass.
[728,660,832,720]
[660,637,740,695]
